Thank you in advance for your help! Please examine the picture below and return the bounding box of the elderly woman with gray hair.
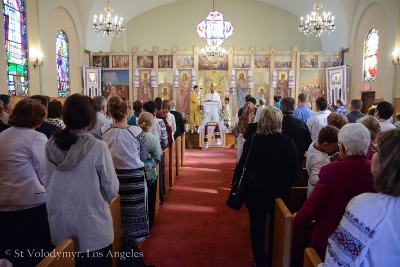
[321,128,400,266]
[294,123,377,260]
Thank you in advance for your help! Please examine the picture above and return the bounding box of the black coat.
[170,110,184,140]
[234,134,299,211]
[36,121,61,139]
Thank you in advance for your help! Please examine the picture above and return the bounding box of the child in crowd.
[306,125,340,197]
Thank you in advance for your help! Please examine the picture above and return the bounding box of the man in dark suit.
[346,99,365,123]
[170,100,184,140]
[280,97,312,168]
[30,95,61,139]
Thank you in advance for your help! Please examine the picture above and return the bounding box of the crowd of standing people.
[233,93,400,267]
[0,93,185,266]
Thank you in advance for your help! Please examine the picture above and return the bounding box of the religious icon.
[158,55,173,68]
[162,87,170,100]
[178,71,191,113]
[140,71,152,102]
[88,72,97,83]
[331,73,341,85]
[112,55,129,68]
[276,72,289,98]
[137,56,153,68]
[236,72,249,108]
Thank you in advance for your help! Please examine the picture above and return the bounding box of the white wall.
[0,0,84,97]
[112,0,322,52]
[349,0,400,101]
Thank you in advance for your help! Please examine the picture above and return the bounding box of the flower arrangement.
[199,110,209,120]
[185,125,197,148]
[219,109,228,119]
[185,125,197,137]
[182,112,188,124]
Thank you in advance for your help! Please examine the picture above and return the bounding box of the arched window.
[363,28,379,82]
[56,30,69,97]
[3,0,28,96]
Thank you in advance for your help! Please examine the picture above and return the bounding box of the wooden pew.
[109,194,123,267]
[273,198,314,267]
[303,247,323,267]
[163,148,170,199]
[272,198,293,267]
[291,222,314,267]
[181,133,185,167]
[289,187,308,214]
[169,140,177,187]
[155,163,160,218]
[176,136,182,176]
[36,239,75,267]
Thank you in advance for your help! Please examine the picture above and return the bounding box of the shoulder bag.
[226,134,255,210]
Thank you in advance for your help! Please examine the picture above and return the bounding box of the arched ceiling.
[80,0,350,52]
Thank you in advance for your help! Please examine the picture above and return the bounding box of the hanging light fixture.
[197,0,233,60]
[299,1,335,37]
[392,49,400,69]
[92,0,125,38]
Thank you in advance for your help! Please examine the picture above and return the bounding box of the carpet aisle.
[141,148,253,266]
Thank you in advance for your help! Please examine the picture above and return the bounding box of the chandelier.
[92,0,124,38]
[299,2,335,37]
[197,0,233,60]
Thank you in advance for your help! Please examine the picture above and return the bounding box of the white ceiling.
[80,0,349,52]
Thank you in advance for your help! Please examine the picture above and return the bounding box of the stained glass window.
[197,11,233,47]
[56,30,69,97]
[363,28,379,82]
[3,0,28,96]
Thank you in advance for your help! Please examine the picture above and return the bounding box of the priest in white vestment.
[204,86,221,108]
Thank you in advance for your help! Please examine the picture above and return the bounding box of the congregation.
[0,93,185,267]
[232,93,400,267]
[1,90,400,267]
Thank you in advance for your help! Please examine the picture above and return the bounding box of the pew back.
[36,239,74,267]
[303,247,323,267]
[272,198,293,267]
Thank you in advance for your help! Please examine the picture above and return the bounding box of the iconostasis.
[91,45,340,116]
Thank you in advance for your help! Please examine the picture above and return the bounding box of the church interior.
[1,0,400,266]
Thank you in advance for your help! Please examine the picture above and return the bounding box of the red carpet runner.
[141,148,253,266]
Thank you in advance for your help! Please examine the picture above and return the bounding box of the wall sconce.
[33,56,44,69]
[393,49,400,69]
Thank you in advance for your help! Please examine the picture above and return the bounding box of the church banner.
[326,65,346,105]
[82,66,101,98]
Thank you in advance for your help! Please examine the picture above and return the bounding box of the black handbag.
[226,134,255,210]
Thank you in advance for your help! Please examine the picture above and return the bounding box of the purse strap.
[238,134,256,186]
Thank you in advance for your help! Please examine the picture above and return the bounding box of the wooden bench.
[155,163,160,218]
[109,194,123,267]
[176,136,182,176]
[181,133,185,167]
[162,148,170,201]
[273,198,314,267]
[169,140,177,187]
[36,239,75,267]
[273,198,293,267]
[303,247,322,267]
